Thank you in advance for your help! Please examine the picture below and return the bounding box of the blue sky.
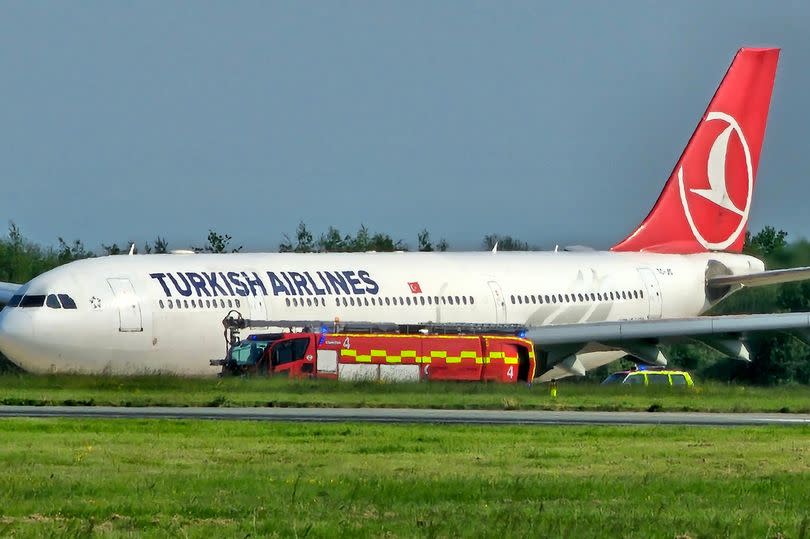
[1,1,809,251]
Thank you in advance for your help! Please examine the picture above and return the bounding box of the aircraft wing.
[0,281,21,306]
[526,312,810,381]
[707,267,810,288]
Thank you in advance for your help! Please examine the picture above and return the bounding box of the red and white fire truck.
[214,317,536,384]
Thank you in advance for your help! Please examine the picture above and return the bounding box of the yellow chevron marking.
[445,356,461,363]
[341,349,357,357]
[370,349,386,357]
[401,350,417,358]
[430,350,447,358]
[386,356,401,363]
[355,355,371,363]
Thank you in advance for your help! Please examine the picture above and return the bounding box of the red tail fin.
[612,47,779,254]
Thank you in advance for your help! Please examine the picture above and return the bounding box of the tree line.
[2,222,810,383]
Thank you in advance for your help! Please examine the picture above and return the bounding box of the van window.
[626,373,644,384]
[670,374,687,385]
[648,373,669,385]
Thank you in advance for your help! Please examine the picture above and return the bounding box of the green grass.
[1,373,809,413]
[0,419,808,537]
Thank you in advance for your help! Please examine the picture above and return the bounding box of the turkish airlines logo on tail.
[677,111,753,250]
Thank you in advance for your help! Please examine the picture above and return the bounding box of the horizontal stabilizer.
[707,267,810,288]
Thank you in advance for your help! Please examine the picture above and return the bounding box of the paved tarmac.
[1,405,809,426]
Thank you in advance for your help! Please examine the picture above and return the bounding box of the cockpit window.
[58,295,77,309]
[19,295,46,308]
[7,295,22,308]
[46,294,61,309]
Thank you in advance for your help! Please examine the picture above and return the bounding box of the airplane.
[2,46,810,380]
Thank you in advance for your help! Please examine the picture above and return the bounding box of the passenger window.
[46,294,61,309]
[671,374,687,386]
[168,300,174,309]
[523,295,528,304]
[364,297,369,306]
[531,295,536,304]
[448,296,454,305]
[220,299,226,308]
[648,373,669,385]
[434,296,439,304]
[191,300,197,308]
[621,291,627,300]
[286,298,291,307]
[342,297,348,307]
[470,296,474,305]
[590,293,596,301]
[441,297,446,304]
[557,294,563,303]
[544,295,550,303]
[159,300,165,309]
[626,373,644,384]
[406,297,411,306]
[427,297,432,305]
[640,290,645,298]
[236,299,241,308]
[577,294,583,302]
[385,297,390,306]
[350,298,355,306]
[564,294,570,303]
[176,299,182,308]
[517,296,523,304]
[184,300,189,308]
[58,294,77,309]
[20,295,46,308]
[420,296,426,305]
[551,295,557,304]
[510,295,515,304]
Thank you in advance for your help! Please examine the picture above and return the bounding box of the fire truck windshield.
[230,341,269,366]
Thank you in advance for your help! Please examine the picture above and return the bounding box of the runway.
[1,405,809,426]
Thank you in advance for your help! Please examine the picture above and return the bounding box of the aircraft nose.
[0,308,35,367]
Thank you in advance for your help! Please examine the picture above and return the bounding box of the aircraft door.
[487,281,507,323]
[638,268,662,320]
[106,278,143,332]
[247,293,267,321]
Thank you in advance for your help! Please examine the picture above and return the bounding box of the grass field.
[0,419,807,538]
[1,373,810,413]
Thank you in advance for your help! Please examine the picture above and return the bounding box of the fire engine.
[212,313,536,383]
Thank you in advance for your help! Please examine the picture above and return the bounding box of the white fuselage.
[0,250,764,374]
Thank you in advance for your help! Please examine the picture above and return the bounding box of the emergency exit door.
[487,281,507,323]
[638,268,663,320]
[107,278,143,332]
